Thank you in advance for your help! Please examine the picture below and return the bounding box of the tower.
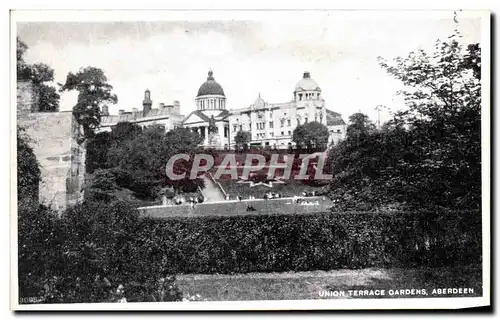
[142,89,152,116]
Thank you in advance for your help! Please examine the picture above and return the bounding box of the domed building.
[182,70,231,147]
[226,71,346,149]
[97,70,346,149]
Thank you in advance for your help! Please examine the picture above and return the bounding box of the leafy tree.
[234,130,251,151]
[378,34,481,210]
[85,169,120,202]
[328,33,481,211]
[17,38,60,112]
[17,127,40,201]
[106,126,202,198]
[85,131,112,174]
[346,112,376,138]
[60,67,118,139]
[292,121,329,149]
[111,121,142,141]
[16,37,30,79]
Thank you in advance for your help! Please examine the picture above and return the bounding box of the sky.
[16,11,482,124]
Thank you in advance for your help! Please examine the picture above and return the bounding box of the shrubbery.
[135,210,481,274]
[19,197,480,303]
[18,200,183,304]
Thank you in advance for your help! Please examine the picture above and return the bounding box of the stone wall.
[17,81,86,212]
[17,81,38,117]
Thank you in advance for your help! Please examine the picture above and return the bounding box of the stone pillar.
[203,126,209,145]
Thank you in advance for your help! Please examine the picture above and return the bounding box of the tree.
[327,33,481,211]
[17,37,30,80]
[17,38,60,112]
[17,127,41,202]
[234,130,251,151]
[111,122,142,141]
[292,121,329,149]
[105,126,202,198]
[85,169,120,202]
[60,67,118,139]
[378,33,481,210]
[346,113,376,138]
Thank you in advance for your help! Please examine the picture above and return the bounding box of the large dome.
[197,70,225,97]
[294,71,321,92]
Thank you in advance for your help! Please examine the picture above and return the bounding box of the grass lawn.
[175,265,482,301]
[217,178,327,199]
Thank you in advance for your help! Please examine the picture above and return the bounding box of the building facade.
[98,89,184,133]
[227,71,347,149]
[182,70,231,147]
[98,70,347,148]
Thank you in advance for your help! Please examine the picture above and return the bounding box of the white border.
[8,8,491,311]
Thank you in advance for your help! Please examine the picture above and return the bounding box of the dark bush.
[135,210,481,274]
[18,200,183,304]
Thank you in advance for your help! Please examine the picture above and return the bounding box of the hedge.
[134,210,482,274]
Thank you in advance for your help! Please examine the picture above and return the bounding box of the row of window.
[255,131,291,139]
[297,93,320,101]
[198,98,225,110]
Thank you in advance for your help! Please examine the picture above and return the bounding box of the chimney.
[173,100,180,114]
[165,104,174,114]
[101,105,109,116]
[159,103,166,109]
[132,107,138,113]
[118,109,125,115]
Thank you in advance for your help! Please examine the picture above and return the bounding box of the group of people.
[263,192,282,200]
[228,195,257,201]
[292,191,321,205]
[301,191,317,197]
[172,195,205,206]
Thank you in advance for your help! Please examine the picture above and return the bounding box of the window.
[233,125,237,132]
[224,126,229,138]
[305,117,308,123]
[288,130,291,135]
[240,125,243,131]
[269,121,274,128]
[281,131,284,136]
[287,119,291,127]
[270,132,274,137]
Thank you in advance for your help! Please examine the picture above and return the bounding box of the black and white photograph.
[10,9,490,310]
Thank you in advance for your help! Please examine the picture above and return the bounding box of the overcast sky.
[17,11,482,124]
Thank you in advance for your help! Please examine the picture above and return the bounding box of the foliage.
[346,113,376,138]
[17,37,60,112]
[85,131,112,174]
[133,210,480,274]
[17,127,40,201]
[328,34,481,211]
[60,67,118,139]
[87,125,202,199]
[18,200,183,303]
[292,121,329,149]
[84,169,121,202]
[234,130,251,151]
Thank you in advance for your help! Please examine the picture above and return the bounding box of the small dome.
[294,71,321,92]
[197,70,225,97]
